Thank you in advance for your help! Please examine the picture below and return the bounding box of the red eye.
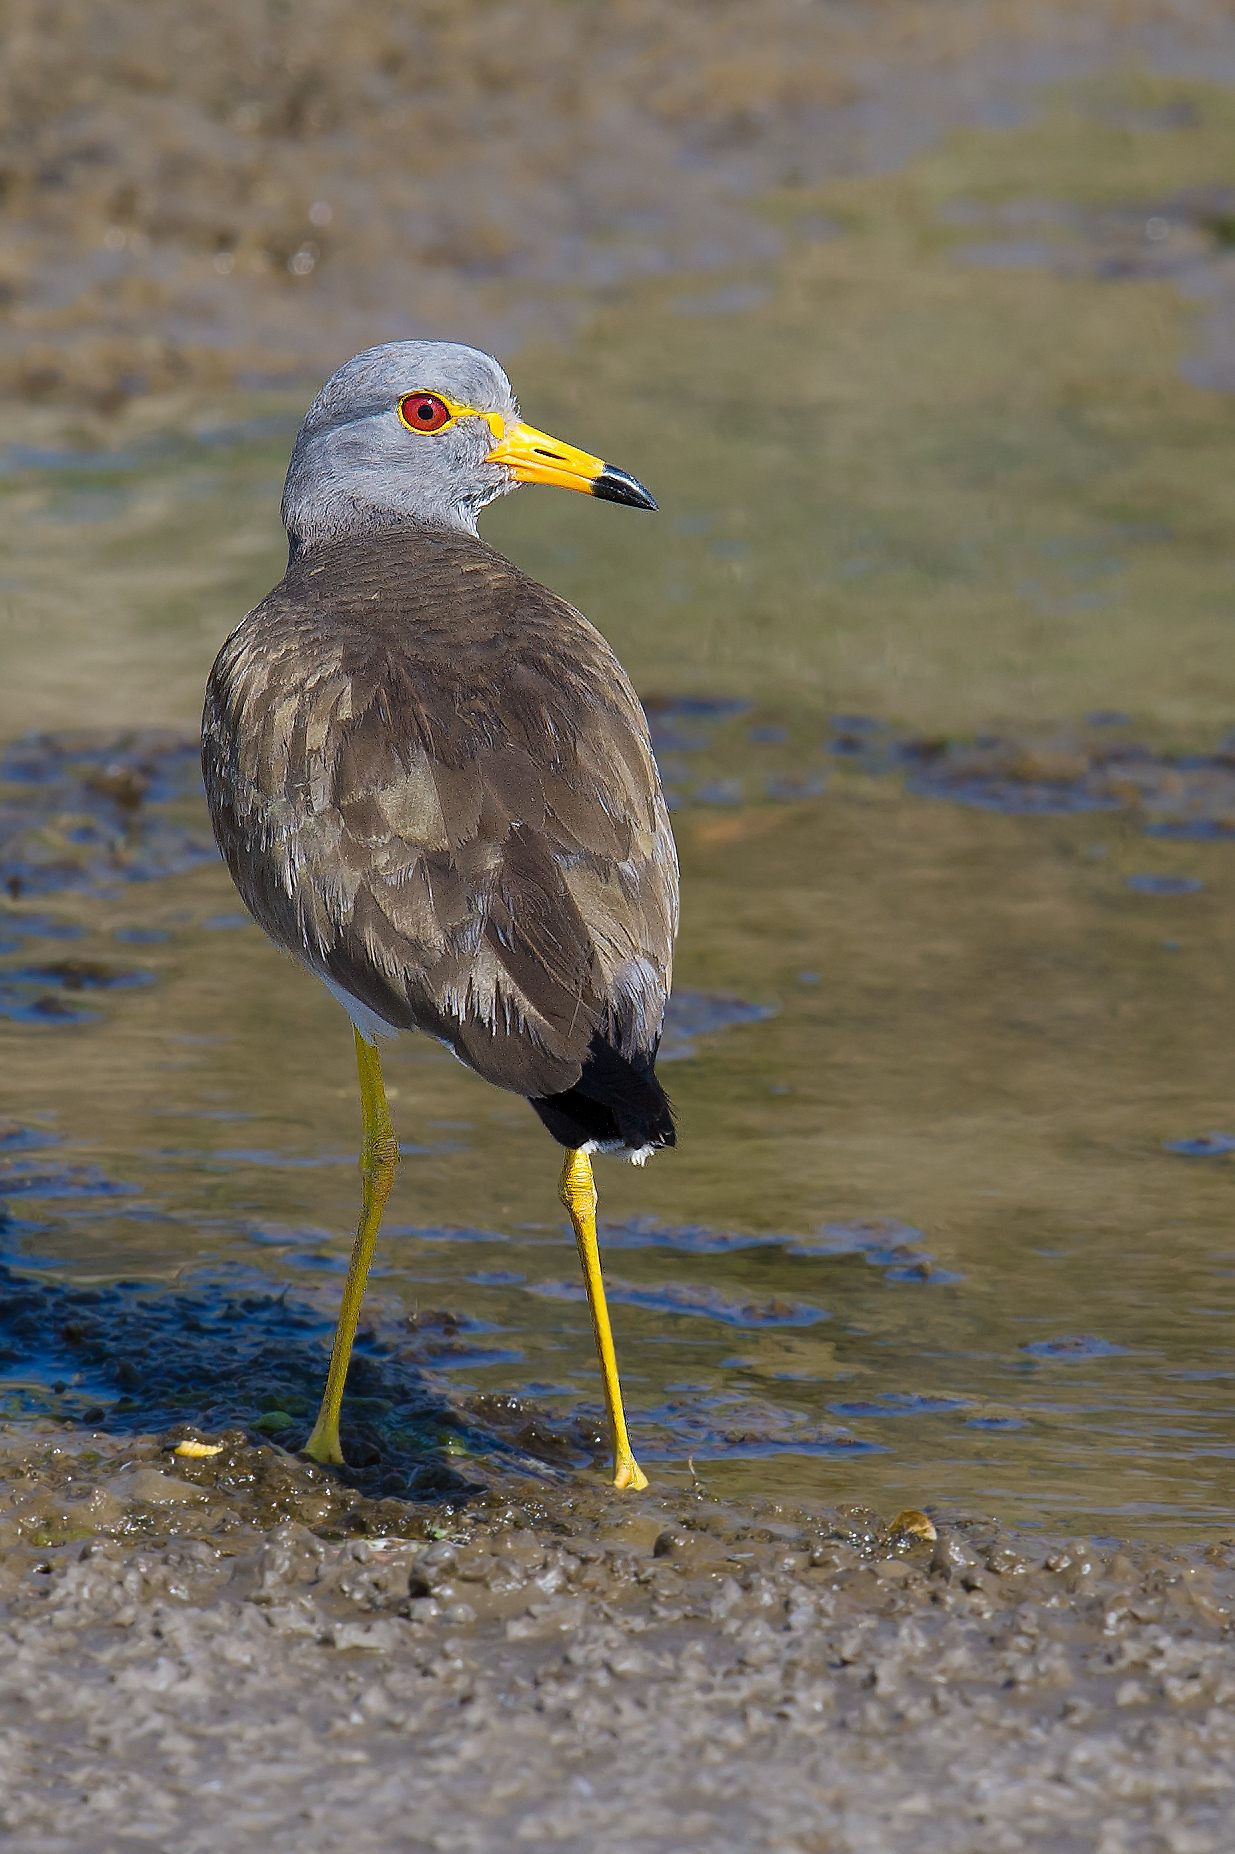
[398,393,452,434]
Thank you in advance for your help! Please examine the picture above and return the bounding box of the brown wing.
[202,524,678,1099]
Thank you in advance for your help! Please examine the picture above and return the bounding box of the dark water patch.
[0,1262,574,1497]
[641,694,752,757]
[398,1308,522,1373]
[5,959,154,991]
[659,988,776,1061]
[113,926,170,944]
[280,1250,365,1275]
[791,1218,961,1283]
[907,766,1123,816]
[0,957,155,1024]
[528,1275,827,1328]
[215,1147,359,1170]
[822,721,902,775]
[827,738,898,775]
[1,731,201,801]
[244,1220,335,1248]
[0,911,85,942]
[0,731,215,900]
[1126,874,1203,895]
[0,1122,57,1155]
[967,1415,1027,1431]
[0,1152,139,1202]
[1146,819,1235,839]
[643,696,753,718]
[202,913,254,930]
[639,705,1235,830]
[799,1216,926,1254]
[0,980,99,1025]
[765,773,827,802]
[1022,1335,1131,1361]
[384,1224,510,1244]
[829,1392,968,1418]
[599,1217,780,1256]
[692,778,744,806]
[1164,1132,1235,1158]
[638,1393,885,1461]
[594,1213,959,1284]
[902,731,1235,829]
[649,723,706,756]
[406,1340,525,1373]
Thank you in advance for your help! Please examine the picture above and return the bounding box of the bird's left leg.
[560,1147,649,1491]
[304,1028,399,1466]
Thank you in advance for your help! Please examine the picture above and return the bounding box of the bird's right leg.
[304,1028,399,1466]
[560,1147,649,1491]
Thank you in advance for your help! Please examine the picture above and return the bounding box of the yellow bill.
[486,419,657,510]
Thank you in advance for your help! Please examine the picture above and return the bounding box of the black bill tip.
[591,465,658,512]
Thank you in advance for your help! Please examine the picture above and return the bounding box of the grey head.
[282,341,520,552]
[281,338,656,556]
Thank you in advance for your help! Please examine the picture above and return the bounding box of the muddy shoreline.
[3,1418,1235,1851]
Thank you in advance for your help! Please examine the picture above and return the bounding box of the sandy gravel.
[1,1421,1233,1853]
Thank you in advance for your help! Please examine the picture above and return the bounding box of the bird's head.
[281,339,657,552]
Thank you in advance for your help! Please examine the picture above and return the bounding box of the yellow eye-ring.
[398,393,453,434]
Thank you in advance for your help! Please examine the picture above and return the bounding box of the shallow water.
[9,69,1235,1535]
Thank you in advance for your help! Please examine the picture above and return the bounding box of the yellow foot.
[173,1439,224,1459]
[302,1421,345,1467]
[613,1454,650,1492]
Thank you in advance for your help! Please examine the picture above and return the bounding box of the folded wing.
[202,526,679,1100]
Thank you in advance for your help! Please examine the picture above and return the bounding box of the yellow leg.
[304,1029,399,1466]
[560,1148,649,1491]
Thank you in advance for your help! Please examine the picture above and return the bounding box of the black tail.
[529,1031,675,1155]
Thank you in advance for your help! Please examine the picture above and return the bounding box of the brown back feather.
[202,524,678,1099]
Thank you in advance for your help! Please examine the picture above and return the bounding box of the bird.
[202,340,678,1491]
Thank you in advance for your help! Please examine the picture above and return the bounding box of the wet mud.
[4,1415,1235,1851]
